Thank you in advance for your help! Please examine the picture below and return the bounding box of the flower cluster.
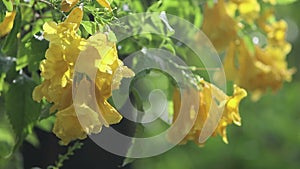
[30,0,292,146]
[170,80,247,145]
[202,0,295,100]
[33,7,134,144]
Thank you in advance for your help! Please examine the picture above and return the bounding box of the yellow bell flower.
[223,39,295,100]
[202,0,238,52]
[33,7,86,112]
[257,10,291,53]
[170,80,247,145]
[216,84,247,143]
[266,20,291,55]
[61,0,79,12]
[0,11,16,37]
[53,105,87,145]
[33,7,134,144]
[96,0,112,11]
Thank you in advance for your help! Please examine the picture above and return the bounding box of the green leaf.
[14,0,20,5]
[16,38,31,70]
[5,74,41,145]
[193,2,203,28]
[118,39,140,55]
[0,1,7,23]
[81,21,98,35]
[0,125,15,158]
[0,141,12,158]
[17,37,48,72]
[126,0,144,12]
[4,61,18,84]
[226,81,234,95]
[2,0,13,12]
[0,97,15,158]
[161,43,176,55]
[25,132,39,148]
[0,73,6,93]
[108,31,117,42]
[0,151,23,169]
[36,115,55,132]
[16,53,28,71]
[28,39,48,72]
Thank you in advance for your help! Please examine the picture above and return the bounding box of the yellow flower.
[216,84,247,143]
[33,7,86,112]
[0,11,16,37]
[266,20,291,55]
[77,33,135,99]
[61,0,79,12]
[32,8,87,144]
[202,0,238,52]
[33,7,134,144]
[229,0,261,23]
[223,39,295,100]
[218,5,295,99]
[53,105,87,145]
[258,11,289,46]
[96,0,112,11]
[73,76,122,134]
[257,9,275,32]
[169,80,247,145]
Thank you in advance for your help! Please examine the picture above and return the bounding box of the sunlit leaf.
[81,21,98,35]
[2,0,13,12]
[108,31,117,42]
